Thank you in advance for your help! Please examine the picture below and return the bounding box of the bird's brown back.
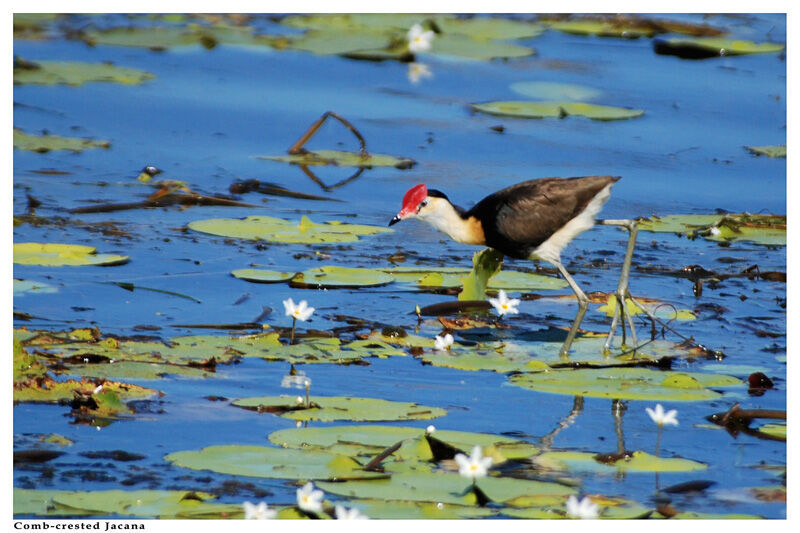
[467,176,620,259]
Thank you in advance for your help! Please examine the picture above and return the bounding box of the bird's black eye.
[420,200,428,208]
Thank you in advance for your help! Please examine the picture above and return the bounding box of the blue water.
[13,13,786,518]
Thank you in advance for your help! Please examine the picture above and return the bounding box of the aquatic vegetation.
[13,129,111,153]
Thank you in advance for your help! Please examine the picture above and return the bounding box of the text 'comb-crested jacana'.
[389,176,640,356]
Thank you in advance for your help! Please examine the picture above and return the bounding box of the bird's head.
[389,184,451,226]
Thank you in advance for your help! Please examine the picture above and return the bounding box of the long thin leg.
[555,261,589,357]
[598,219,639,353]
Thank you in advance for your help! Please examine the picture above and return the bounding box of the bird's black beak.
[389,215,401,227]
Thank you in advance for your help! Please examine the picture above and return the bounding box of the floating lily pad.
[636,214,786,246]
[353,499,495,519]
[755,423,786,440]
[232,396,447,422]
[14,243,129,267]
[188,215,392,244]
[83,25,275,51]
[546,19,655,38]
[13,340,47,381]
[13,377,158,405]
[276,30,394,56]
[535,450,707,473]
[14,279,59,296]
[503,494,652,519]
[62,361,213,380]
[52,489,217,517]
[317,472,574,506]
[654,37,785,59]
[656,510,763,519]
[471,101,644,120]
[290,266,395,289]
[165,444,385,481]
[14,58,155,86]
[435,16,544,40]
[259,149,415,169]
[231,269,295,283]
[430,33,535,60]
[596,295,696,321]
[746,145,786,158]
[421,348,551,373]
[509,367,742,401]
[269,425,538,461]
[13,130,111,153]
[510,81,602,101]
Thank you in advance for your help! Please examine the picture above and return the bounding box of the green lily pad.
[435,16,544,40]
[14,58,154,86]
[510,81,602,101]
[13,340,48,382]
[421,348,551,373]
[509,367,742,401]
[277,30,394,56]
[231,269,295,283]
[259,149,415,169]
[546,19,655,38]
[269,425,538,461]
[353,499,495,519]
[290,266,395,289]
[596,296,696,321]
[503,494,652,519]
[13,377,158,405]
[165,444,386,481]
[471,101,644,120]
[755,423,786,440]
[13,129,111,153]
[232,396,447,422]
[654,37,785,59]
[14,243,129,267]
[188,215,392,244]
[279,13,427,32]
[14,279,59,295]
[14,489,100,517]
[657,510,763,519]
[636,214,786,246]
[430,33,534,60]
[62,361,213,380]
[83,25,275,51]
[747,145,786,158]
[535,450,707,473]
[51,489,216,517]
[317,472,575,506]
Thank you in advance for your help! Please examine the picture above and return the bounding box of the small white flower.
[296,396,304,404]
[454,445,492,479]
[407,62,433,84]
[488,290,520,316]
[296,482,324,514]
[709,226,722,236]
[92,385,104,395]
[407,23,435,53]
[434,333,454,351]
[426,425,436,435]
[283,298,314,321]
[335,505,369,520]
[646,404,679,427]
[242,501,276,520]
[566,495,599,519]
[282,373,310,389]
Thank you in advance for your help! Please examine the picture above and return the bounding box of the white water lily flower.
[566,495,599,519]
[407,23,435,53]
[92,385,104,395]
[335,505,369,520]
[426,425,436,435]
[283,298,314,321]
[488,290,520,316]
[434,333,454,351]
[646,404,679,427]
[242,501,276,520]
[454,445,492,479]
[296,482,324,513]
[408,62,433,84]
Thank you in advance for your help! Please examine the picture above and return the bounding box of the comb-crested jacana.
[389,176,640,356]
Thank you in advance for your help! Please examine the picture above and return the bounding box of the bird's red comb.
[402,184,428,211]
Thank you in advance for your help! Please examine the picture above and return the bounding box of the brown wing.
[468,176,619,259]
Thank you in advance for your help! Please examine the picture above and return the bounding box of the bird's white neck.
[416,197,486,245]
